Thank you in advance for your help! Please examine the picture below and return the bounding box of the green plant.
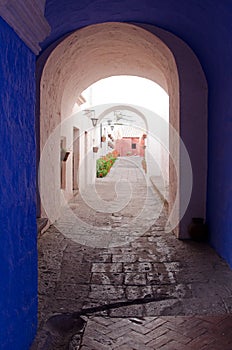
[96,151,118,178]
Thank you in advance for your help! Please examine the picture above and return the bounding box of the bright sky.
[82,75,169,119]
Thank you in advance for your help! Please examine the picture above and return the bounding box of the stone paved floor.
[33,157,232,349]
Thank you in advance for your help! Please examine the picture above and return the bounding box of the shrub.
[96,151,118,178]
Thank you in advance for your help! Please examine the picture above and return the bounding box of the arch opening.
[80,87,169,203]
[38,21,207,239]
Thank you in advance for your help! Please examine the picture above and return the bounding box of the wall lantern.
[91,117,98,127]
[107,119,114,130]
[83,109,98,127]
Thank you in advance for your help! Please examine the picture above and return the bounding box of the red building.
[115,136,145,157]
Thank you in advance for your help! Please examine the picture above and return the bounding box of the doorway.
[73,127,80,192]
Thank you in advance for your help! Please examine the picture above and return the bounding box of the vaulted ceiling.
[43,0,232,82]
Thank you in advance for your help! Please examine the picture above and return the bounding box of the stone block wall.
[0,17,37,349]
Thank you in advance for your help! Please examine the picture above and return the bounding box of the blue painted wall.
[0,18,37,349]
[42,0,232,267]
[206,51,232,267]
[0,2,230,349]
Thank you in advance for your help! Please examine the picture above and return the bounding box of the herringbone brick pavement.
[80,316,232,350]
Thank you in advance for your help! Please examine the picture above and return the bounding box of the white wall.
[92,103,169,184]
[61,108,101,199]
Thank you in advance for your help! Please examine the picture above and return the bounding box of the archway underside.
[39,22,181,236]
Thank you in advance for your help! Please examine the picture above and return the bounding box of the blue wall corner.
[0,17,37,349]
[205,28,232,269]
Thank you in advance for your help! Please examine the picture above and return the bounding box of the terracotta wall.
[115,137,145,157]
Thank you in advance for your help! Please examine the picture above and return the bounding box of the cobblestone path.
[33,157,232,349]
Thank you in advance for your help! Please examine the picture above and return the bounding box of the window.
[132,143,136,149]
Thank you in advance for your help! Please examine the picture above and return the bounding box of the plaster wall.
[115,138,144,157]
[0,17,37,350]
[60,111,98,201]
[39,22,179,226]
[206,47,232,267]
[39,22,207,238]
[139,24,208,236]
[39,108,96,221]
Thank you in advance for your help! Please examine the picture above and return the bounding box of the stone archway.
[38,22,207,238]
[97,104,149,130]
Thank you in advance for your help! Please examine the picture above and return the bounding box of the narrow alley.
[2,3,232,350]
[33,157,232,349]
